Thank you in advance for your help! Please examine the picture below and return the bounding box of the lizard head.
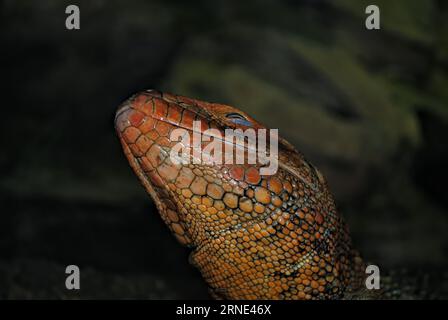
[115,90,365,299]
[114,89,293,246]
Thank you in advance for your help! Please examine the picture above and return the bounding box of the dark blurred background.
[1,0,447,299]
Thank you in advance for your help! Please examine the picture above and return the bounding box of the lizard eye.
[226,113,253,126]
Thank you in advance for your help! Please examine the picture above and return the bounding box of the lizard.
[114,89,366,300]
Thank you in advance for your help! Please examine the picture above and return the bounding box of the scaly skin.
[115,90,366,299]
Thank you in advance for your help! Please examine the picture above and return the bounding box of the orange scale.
[174,233,189,246]
[222,183,233,192]
[166,209,179,223]
[201,196,214,207]
[260,229,270,237]
[146,130,159,141]
[155,121,172,137]
[254,203,265,214]
[146,146,163,167]
[175,168,195,188]
[234,185,244,196]
[214,200,226,211]
[157,162,179,181]
[128,110,145,127]
[180,109,195,128]
[246,188,255,198]
[217,211,226,219]
[239,197,253,213]
[245,167,261,185]
[123,126,141,144]
[271,196,282,207]
[278,217,285,225]
[223,193,238,209]
[283,181,293,194]
[166,104,182,125]
[190,176,207,196]
[315,213,324,225]
[129,143,143,157]
[153,99,168,119]
[148,171,165,188]
[156,136,171,147]
[136,135,153,154]
[181,189,193,199]
[268,177,283,194]
[254,187,271,205]
[311,266,320,273]
[267,226,276,234]
[310,280,319,289]
[176,95,197,106]
[305,213,315,224]
[139,157,153,172]
[131,94,149,112]
[229,166,245,181]
[207,183,224,200]
[254,232,263,240]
